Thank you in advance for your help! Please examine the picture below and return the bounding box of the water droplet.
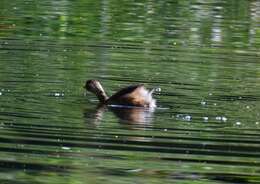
[54,93,60,96]
[0,92,2,96]
[204,166,212,170]
[184,115,192,121]
[61,146,70,150]
[236,122,241,125]
[216,116,227,122]
[164,129,168,131]
[222,117,227,122]
[54,92,64,97]
[201,101,206,105]
[203,117,208,121]
[127,169,143,173]
[216,116,222,120]
[155,87,161,92]
[256,122,259,125]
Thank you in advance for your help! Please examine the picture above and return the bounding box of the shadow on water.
[83,104,154,126]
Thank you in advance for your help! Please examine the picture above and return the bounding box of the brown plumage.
[84,79,156,108]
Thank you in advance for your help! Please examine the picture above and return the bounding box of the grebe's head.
[84,80,108,102]
[84,80,100,93]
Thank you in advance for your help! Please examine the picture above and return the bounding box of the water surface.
[0,0,260,183]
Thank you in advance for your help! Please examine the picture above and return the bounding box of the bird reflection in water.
[84,104,155,126]
[83,79,157,126]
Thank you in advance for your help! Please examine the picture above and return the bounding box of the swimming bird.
[84,79,156,108]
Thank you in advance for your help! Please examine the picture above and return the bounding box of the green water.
[0,0,260,183]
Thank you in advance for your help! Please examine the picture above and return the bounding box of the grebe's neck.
[88,80,109,103]
[96,90,108,103]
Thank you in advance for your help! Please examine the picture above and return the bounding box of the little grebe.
[84,80,156,108]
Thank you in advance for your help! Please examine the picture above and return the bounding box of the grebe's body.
[84,80,156,108]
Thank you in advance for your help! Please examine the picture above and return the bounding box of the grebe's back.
[84,80,156,108]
